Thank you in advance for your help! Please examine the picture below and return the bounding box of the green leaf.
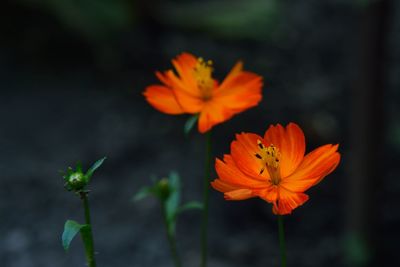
[62,220,87,251]
[164,172,181,235]
[85,157,107,182]
[132,186,154,201]
[132,176,170,203]
[168,171,180,191]
[178,201,203,213]
[184,114,199,135]
[165,172,180,220]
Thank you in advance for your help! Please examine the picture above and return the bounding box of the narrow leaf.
[168,171,180,189]
[86,157,107,182]
[132,186,154,202]
[178,201,203,213]
[163,172,181,236]
[165,172,180,222]
[184,114,199,135]
[62,220,86,251]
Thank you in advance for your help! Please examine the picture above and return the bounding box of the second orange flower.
[211,123,341,215]
[143,52,263,133]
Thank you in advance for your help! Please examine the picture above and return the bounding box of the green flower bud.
[61,157,106,193]
[156,178,171,201]
[64,171,87,191]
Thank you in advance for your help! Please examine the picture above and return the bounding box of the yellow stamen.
[193,57,214,100]
[254,140,281,185]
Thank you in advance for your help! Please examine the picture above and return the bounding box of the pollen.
[193,57,214,100]
[255,140,281,185]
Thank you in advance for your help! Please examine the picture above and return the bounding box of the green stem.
[80,192,97,267]
[278,215,287,267]
[201,130,212,267]
[162,207,182,267]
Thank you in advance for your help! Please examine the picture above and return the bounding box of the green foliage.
[177,201,203,214]
[133,178,170,202]
[158,0,281,41]
[134,172,203,236]
[164,172,180,235]
[86,157,107,183]
[62,220,87,251]
[184,114,199,136]
[133,186,154,201]
[17,0,134,41]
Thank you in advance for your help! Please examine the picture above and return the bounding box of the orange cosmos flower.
[143,52,263,133]
[211,123,340,215]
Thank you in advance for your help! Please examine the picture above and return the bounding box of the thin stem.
[80,192,97,267]
[201,130,212,267]
[162,207,182,267]
[278,215,287,267]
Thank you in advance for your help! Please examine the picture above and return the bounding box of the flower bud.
[61,158,106,193]
[64,170,87,191]
[156,178,171,201]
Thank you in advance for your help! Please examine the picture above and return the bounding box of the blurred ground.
[0,0,399,267]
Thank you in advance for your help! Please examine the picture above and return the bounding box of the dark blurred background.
[0,0,399,266]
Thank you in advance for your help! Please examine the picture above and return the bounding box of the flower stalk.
[162,206,182,267]
[80,191,97,267]
[201,130,212,267]
[278,215,287,267]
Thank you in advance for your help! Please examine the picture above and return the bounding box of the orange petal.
[171,53,199,94]
[224,189,254,200]
[217,61,243,90]
[164,69,201,98]
[254,185,278,203]
[281,144,340,192]
[213,73,262,114]
[272,186,309,215]
[211,179,240,192]
[173,52,198,70]
[173,87,204,114]
[197,101,234,133]
[215,156,267,189]
[230,133,270,180]
[153,69,204,114]
[143,85,184,114]
[211,178,255,201]
[155,71,173,88]
[159,53,201,97]
[264,123,305,177]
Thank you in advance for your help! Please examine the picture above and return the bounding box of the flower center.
[254,140,281,185]
[193,57,214,101]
